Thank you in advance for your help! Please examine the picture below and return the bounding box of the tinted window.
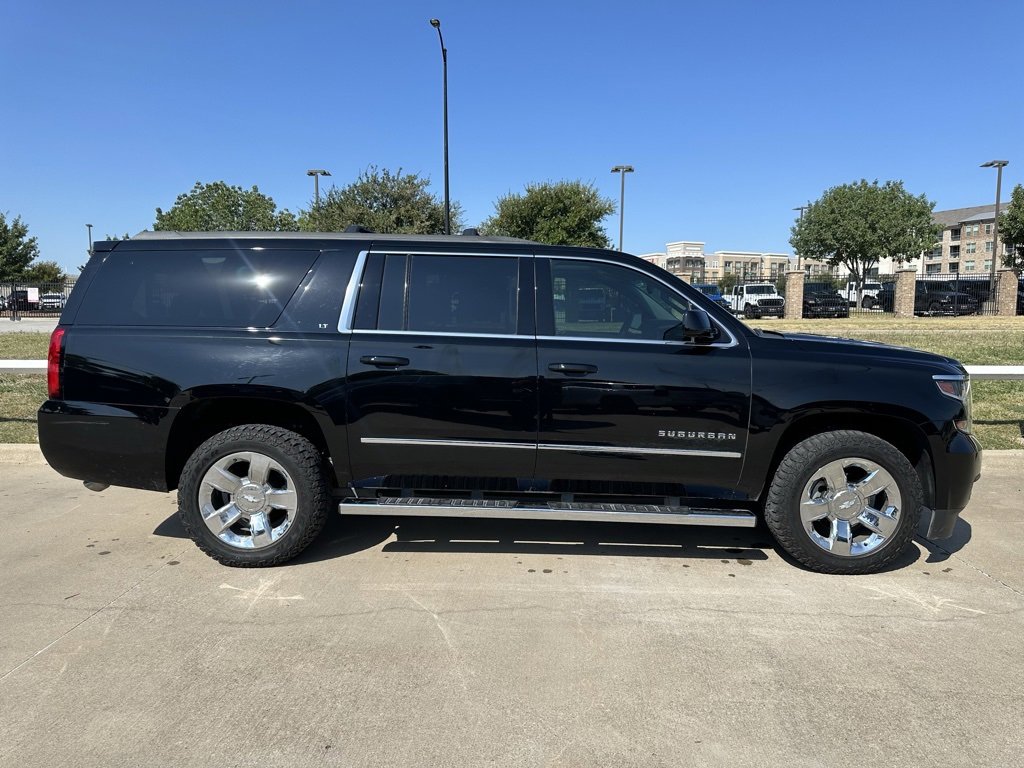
[549,259,693,340]
[388,255,518,334]
[77,248,317,327]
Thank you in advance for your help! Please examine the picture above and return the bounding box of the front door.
[345,250,538,490]
[534,256,751,498]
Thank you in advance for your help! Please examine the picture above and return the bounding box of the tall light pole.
[86,223,93,255]
[610,165,634,252]
[429,18,451,235]
[793,204,808,270]
[307,169,331,226]
[981,160,1008,285]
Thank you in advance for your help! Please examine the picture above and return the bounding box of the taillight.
[47,327,65,399]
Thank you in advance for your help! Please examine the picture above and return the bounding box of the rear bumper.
[38,400,173,492]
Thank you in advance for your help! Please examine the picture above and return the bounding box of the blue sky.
[2,0,1021,271]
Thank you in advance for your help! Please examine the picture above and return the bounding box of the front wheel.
[764,431,922,574]
[178,424,332,567]
[861,296,876,309]
[743,303,759,319]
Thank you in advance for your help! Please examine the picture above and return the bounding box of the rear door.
[534,255,751,497]
[344,248,538,489]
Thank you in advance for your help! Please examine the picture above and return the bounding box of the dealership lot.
[1,452,1022,767]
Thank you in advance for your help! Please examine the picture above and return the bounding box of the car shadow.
[915,517,972,564]
[153,511,930,572]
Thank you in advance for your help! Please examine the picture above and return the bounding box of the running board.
[337,497,756,527]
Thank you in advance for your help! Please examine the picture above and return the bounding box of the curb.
[0,443,46,464]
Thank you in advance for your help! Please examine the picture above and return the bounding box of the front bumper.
[919,430,982,539]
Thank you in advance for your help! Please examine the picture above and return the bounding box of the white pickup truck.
[841,280,883,308]
[725,283,786,318]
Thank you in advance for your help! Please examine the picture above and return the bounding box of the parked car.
[38,231,980,575]
[841,280,883,309]
[875,281,978,315]
[5,289,39,311]
[917,281,978,315]
[724,283,785,318]
[802,282,849,318]
[39,293,66,310]
[691,283,730,310]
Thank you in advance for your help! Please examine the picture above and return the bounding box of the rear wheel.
[764,431,922,574]
[928,301,943,315]
[861,295,876,309]
[178,424,332,567]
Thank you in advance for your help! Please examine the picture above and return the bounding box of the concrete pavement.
[0,317,58,333]
[1,453,1021,767]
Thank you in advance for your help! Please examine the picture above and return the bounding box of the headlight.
[934,374,972,433]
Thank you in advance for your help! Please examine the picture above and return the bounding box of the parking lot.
[1,450,1022,767]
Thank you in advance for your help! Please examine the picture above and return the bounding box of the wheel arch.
[762,411,935,509]
[165,397,334,492]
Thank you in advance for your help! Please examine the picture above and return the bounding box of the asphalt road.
[1,452,1022,767]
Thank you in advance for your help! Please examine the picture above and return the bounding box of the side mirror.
[665,309,719,343]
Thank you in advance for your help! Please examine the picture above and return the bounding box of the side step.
[338,497,756,528]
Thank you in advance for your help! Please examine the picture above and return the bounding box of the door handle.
[360,355,410,368]
[548,362,598,375]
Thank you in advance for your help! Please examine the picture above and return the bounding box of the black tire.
[928,301,942,315]
[861,296,875,309]
[764,430,922,574]
[743,303,758,319]
[178,424,332,567]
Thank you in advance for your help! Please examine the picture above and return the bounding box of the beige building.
[643,241,797,283]
[876,204,1011,275]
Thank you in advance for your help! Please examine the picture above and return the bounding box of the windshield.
[745,285,776,295]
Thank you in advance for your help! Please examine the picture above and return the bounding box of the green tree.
[997,184,1024,273]
[790,180,941,289]
[24,260,66,283]
[104,232,131,241]
[300,166,460,234]
[0,213,40,281]
[154,181,298,231]
[481,181,615,248]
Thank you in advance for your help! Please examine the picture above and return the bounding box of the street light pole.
[86,223,93,255]
[610,165,634,252]
[981,160,1009,286]
[430,19,450,235]
[792,205,808,270]
[306,169,331,227]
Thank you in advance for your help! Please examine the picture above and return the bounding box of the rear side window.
[357,254,518,335]
[76,248,318,327]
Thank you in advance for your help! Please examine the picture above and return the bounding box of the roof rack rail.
[344,224,374,234]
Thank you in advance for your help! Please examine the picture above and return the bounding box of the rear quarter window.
[75,248,318,327]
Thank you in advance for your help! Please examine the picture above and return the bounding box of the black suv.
[876,280,979,315]
[38,232,981,574]
[801,282,849,319]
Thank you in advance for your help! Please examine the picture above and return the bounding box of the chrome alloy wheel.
[198,451,299,550]
[799,457,902,557]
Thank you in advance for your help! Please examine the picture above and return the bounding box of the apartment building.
[642,241,798,282]
[875,204,1010,275]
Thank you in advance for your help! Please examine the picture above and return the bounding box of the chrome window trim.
[361,436,741,459]
[337,249,369,332]
[348,330,526,340]
[538,254,739,349]
[338,248,740,349]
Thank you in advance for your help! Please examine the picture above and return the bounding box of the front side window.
[547,259,694,341]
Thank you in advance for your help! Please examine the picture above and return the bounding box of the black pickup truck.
[38,232,981,574]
